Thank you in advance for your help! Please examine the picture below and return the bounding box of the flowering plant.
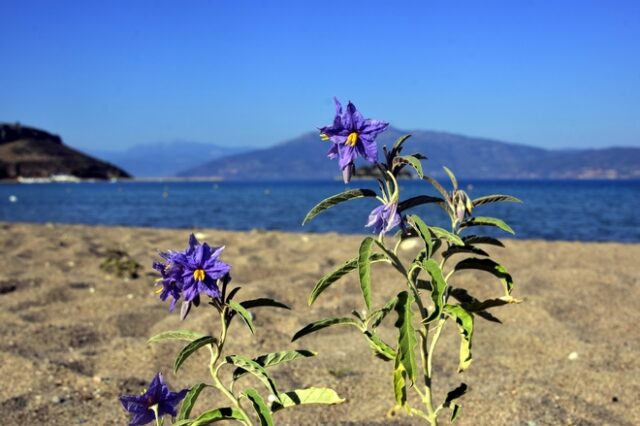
[121,235,343,425]
[295,100,521,425]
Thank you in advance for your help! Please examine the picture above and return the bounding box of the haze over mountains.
[179,127,640,180]
[89,141,253,177]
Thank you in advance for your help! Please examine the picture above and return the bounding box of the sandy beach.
[0,222,638,425]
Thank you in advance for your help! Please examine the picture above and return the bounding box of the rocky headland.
[0,123,130,181]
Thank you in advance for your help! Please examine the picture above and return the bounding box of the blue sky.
[1,0,639,151]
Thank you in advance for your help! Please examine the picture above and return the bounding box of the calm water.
[1,180,638,242]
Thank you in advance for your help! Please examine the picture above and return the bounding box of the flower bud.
[342,163,355,183]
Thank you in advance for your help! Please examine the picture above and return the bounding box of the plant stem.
[423,319,447,425]
[427,319,445,380]
[151,404,161,426]
[205,309,254,426]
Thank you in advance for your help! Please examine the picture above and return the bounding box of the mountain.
[89,141,253,177]
[178,127,640,180]
[0,123,130,180]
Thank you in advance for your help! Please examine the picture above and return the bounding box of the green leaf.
[395,155,424,178]
[443,166,458,191]
[421,259,448,323]
[271,387,345,412]
[225,286,242,302]
[372,239,406,274]
[409,215,433,256]
[409,249,428,285]
[189,407,249,425]
[394,291,417,384]
[175,336,217,373]
[398,195,445,213]
[407,152,428,160]
[291,317,361,341]
[358,237,374,309]
[472,194,522,207]
[462,235,505,247]
[308,253,387,305]
[393,357,408,409]
[391,134,412,155]
[449,288,500,323]
[178,383,208,420]
[368,295,398,328]
[442,245,489,259]
[227,300,255,335]
[450,403,462,423]
[233,350,316,380]
[444,305,474,372]
[450,288,521,313]
[364,331,396,361]
[460,216,514,235]
[454,258,515,295]
[240,298,290,310]
[423,175,451,201]
[302,189,377,225]
[147,330,205,344]
[429,226,464,246]
[243,388,274,426]
[225,355,280,400]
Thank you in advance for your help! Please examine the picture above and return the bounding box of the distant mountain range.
[88,141,253,177]
[179,127,640,180]
[3,123,638,181]
[0,123,129,180]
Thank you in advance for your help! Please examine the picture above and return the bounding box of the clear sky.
[1,0,639,151]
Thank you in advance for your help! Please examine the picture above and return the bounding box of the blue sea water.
[0,180,638,242]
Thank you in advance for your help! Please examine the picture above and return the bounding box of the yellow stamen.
[345,132,358,147]
[193,268,206,281]
[319,133,330,141]
[154,286,163,294]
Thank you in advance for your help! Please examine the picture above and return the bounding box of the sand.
[0,222,638,425]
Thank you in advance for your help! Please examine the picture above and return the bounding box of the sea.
[1,180,639,242]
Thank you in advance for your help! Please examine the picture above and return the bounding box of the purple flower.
[153,235,231,316]
[170,234,230,302]
[119,373,187,426]
[153,261,182,311]
[320,98,389,183]
[366,202,402,235]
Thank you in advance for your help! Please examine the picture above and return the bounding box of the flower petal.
[187,234,199,254]
[341,101,358,130]
[129,410,156,426]
[356,134,378,163]
[327,142,339,159]
[361,119,389,136]
[333,97,343,115]
[352,110,365,130]
[119,395,149,414]
[337,144,357,169]
[164,388,189,412]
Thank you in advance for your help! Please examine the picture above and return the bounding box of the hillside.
[0,123,130,180]
[179,127,640,180]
